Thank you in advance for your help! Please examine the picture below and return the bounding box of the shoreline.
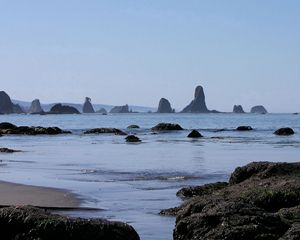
[0,180,81,209]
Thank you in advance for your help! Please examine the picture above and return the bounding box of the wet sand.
[0,181,80,209]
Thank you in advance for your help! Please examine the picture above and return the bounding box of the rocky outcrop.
[125,135,141,143]
[181,86,210,113]
[0,206,140,240]
[127,125,140,129]
[49,104,80,114]
[0,91,14,114]
[82,97,95,113]
[84,128,127,135]
[236,126,253,131]
[233,105,245,113]
[162,161,300,240]
[96,108,107,114]
[29,99,43,114]
[251,105,268,114]
[157,98,174,113]
[187,130,203,138]
[0,122,71,135]
[274,127,294,136]
[151,123,183,131]
[110,105,130,113]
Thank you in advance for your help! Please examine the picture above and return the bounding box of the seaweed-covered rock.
[0,206,140,240]
[125,135,141,143]
[187,130,203,138]
[236,126,253,131]
[163,162,300,240]
[151,123,183,131]
[274,128,294,136]
[84,128,127,135]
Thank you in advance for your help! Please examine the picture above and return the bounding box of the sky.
[0,0,299,112]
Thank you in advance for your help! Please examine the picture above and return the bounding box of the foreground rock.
[233,105,245,113]
[125,135,141,143]
[251,105,268,114]
[187,130,203,138]
[274,127,295,136]
[82,97,95,113]
[84,128,127,135]
[0,122,71,135]
[110,105,130,113]
[29,99,44,114]
[181,86,210,113]
[49,104,80,114]
[162,162,300,240]
[236,126,253,131]
[151,123,183,131]
[157,98,174,113]
[0,206,140,240]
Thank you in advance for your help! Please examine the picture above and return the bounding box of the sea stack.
[251,105,268,114]
[49,104,80,114]
[29,99,43,113]
[181,86,210,113]
[82,97,95,113]
[157,98,174,113]
[0,91,14,114]
[233,105,245,113]
[110,104,130,113]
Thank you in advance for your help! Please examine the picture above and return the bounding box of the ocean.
[0,113,299,240]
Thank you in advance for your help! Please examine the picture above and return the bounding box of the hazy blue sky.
[0,0,299,112]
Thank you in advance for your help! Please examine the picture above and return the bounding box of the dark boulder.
[0,147,21,153]
[125,135,141,143]
[84,128,127,135]
[236,126,253,131]
[110,105,130,113]
[127,125,140,129]
[151,123,183,131]
[251,105,268,114]
[0,91,14,114]
[157,98,174,113]
[0,122,17,129]
[49,104,80,114]
[0,206,140,240]
[29,99,43,114]
[163,161,300,240]
[233,105,245,113]
[181,86,210,113]
[187,130,203,138]
[82,97,95,113]
[274,127,294,136]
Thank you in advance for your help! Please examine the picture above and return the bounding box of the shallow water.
[0,113,300,240]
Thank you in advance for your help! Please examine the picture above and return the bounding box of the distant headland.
[0,86,271,114]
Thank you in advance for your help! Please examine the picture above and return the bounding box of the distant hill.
[12,100,156,113]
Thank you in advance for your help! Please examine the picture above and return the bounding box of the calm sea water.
[0,113,300,240]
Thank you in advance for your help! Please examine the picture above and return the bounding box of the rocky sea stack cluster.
[161,161,300,240]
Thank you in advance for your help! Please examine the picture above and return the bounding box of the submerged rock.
[163,161,300,240]
[251,105,268,114]
[236,126,253,131]
[187,130,203,138]
[157,98,174,113]
[82,97,95,113]
[0,91,14,114]
[151,123,183,131]
[0,122,71,135]
[84,128,127,135]
[29,99,43,114]
[181,86,210,113]
[125,135,141,143]
[110,105,130,113]
[233,105,245,113]
[274,127,294,136]
[49,104,80,114]
[0,206,140,240]
[127,125,140,129]
[0,147,21,153]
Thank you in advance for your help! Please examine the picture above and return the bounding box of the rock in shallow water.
[236,126,253,131]
[274,127,295,136]
[151,123,183,131]
[84,128,127,135]
[0,206,140,240]
[0,147,20,153]
[187,130,203,138]
[127,125,140,129]
[125,135,141,143]
[163,161,300,240]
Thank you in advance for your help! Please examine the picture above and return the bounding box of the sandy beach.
[0,181,80,209]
